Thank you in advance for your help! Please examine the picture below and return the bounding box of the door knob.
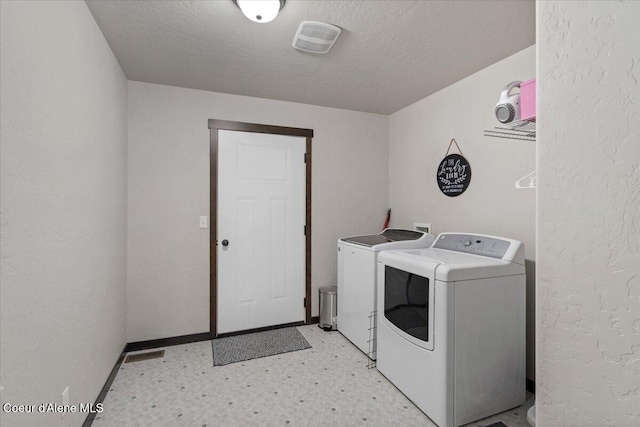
[221,239,229,247]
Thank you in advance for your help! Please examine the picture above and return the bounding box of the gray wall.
[388,46,536,380]
[537,2,640,425]
[0,1,128,426]
[127,81,389,342]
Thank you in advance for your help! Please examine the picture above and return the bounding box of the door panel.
[269,198,288,300]
[237,144,289,181]
[217,130,305,334]
[236,198,257,304]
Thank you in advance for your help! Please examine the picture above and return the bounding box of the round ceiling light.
[234,0,285,24]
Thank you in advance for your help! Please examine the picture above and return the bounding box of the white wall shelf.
[484,117,536,141]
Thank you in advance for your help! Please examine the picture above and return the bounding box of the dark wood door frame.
[208,119,313,337]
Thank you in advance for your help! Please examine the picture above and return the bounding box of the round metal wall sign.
[437,154,472,197]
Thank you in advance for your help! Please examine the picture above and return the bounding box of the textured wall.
[389,46,536,380]
[127,81,388,342]
[537,1,640,425]
[0,1,128,426]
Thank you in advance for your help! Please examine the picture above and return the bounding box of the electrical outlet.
[62,386,69,418]
[199,216,208,229]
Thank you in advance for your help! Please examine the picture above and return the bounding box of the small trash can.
[318,286,337,331]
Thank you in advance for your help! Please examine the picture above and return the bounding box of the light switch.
[199,216,208,229]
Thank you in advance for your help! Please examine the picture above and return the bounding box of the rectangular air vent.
[293,21,342,54]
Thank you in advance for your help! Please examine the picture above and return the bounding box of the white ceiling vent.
[292,21,342,54]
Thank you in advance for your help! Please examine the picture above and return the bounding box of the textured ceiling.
[86,0,535,115]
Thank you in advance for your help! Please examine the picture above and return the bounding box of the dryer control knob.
[464,240,472,246]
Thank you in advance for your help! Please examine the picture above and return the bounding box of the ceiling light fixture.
[233,0,285,24]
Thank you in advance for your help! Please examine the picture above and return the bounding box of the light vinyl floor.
[93,325,532,427]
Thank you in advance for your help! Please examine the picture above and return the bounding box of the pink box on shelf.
[520,78,536,120]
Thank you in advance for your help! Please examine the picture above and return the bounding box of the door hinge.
[304,153,307,163]
[304,225,307,236]
[304,297,307,308]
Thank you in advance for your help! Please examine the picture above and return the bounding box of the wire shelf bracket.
[515,170,536,189]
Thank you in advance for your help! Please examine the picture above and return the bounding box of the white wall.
[127,81,388,342]
[0,1,128,426]
[389,46,536,380]
[537,2,640,425]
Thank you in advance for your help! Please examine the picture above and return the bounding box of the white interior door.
[217,130,306,334]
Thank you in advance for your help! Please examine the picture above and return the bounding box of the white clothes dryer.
[376,233,526,427]
[337,229,434,359]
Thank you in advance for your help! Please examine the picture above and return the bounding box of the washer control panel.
[432,234,511,259]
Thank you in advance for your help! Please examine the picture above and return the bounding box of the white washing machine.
[337,229,434,359]
[376,233,526,427]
